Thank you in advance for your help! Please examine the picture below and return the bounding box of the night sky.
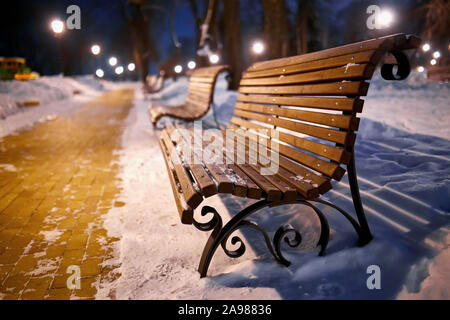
[0,0,423,78]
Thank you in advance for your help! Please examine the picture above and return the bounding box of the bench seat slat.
[243,150,300,201]
[228,124,331,195]
[225,163,263,199]
[174,125,262,197]
[227,143,297,201]
[150,103,210,124]
[179,125,282,201]
[158,139,194,224]
[232,162,282,201]
[176,126,235,194]
[160,130,203,209]
[166,126,218,198]
[181,126,273,199]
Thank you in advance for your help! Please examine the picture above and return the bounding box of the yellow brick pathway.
[0,89,134,299]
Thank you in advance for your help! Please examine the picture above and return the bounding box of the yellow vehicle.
[14,72,39,80]
[0,57,39,80]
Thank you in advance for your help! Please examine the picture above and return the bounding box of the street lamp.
[187,61,196,70]
[115,66,124,75]
[379,10,394,28]
[95,69,104,78]
[91,44,101,56]
[433,51,441,59]
[422,43,431,52]
[50,19,65,75]
[50,19,64,34]
[252,41,265,55]
[174,65,183,74]
[209,54,220,64]
[430,59,437,65]
[417,66,424,73]
[109,57,118,66]
[127,63,135,71]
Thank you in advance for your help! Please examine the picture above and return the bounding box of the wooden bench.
[148,65,229,126]
[158,34,421,277]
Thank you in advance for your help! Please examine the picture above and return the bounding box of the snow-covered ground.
[95,71,450,300]
[0,75,122,137]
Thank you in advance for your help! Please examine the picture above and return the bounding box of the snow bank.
[97,69,449,300]
[363,71,450,140]
[0,75,120,137]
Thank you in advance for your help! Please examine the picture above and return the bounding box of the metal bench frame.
[158,34,421,278]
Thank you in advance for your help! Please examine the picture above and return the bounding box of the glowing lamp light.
[379,10,394,27]
[430,59,437,66]
[95,69,104,78]
[252,41,265,55]
[127,63,135,71]
[174,65,183,74]
[187,61,196,70]
[433,51,441,59]
[422,43,431,52]
[115,66,124,75]
[91,44,101,55]
[417,66,424,73]
[51,19,64,34]
[109,57,118,66]
[209,54,220,64]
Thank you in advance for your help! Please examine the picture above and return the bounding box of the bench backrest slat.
[248,34,406,72]
[243,51,378,79]
[238,81,369,96]
[236,95,363,112]
[241,64,375,86]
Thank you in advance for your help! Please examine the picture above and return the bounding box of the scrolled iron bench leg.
[192,155,374,277]
[194,199,331,278]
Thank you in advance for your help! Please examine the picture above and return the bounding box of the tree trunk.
[262,0,290,60]
[223,0,242,89]
[295,0,309,54]
[127,0,154,84]
[197,0,220,67]
[188,0,203,50]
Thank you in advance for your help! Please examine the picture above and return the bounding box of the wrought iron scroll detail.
[193,199,331,277]
[381,50,411,81]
